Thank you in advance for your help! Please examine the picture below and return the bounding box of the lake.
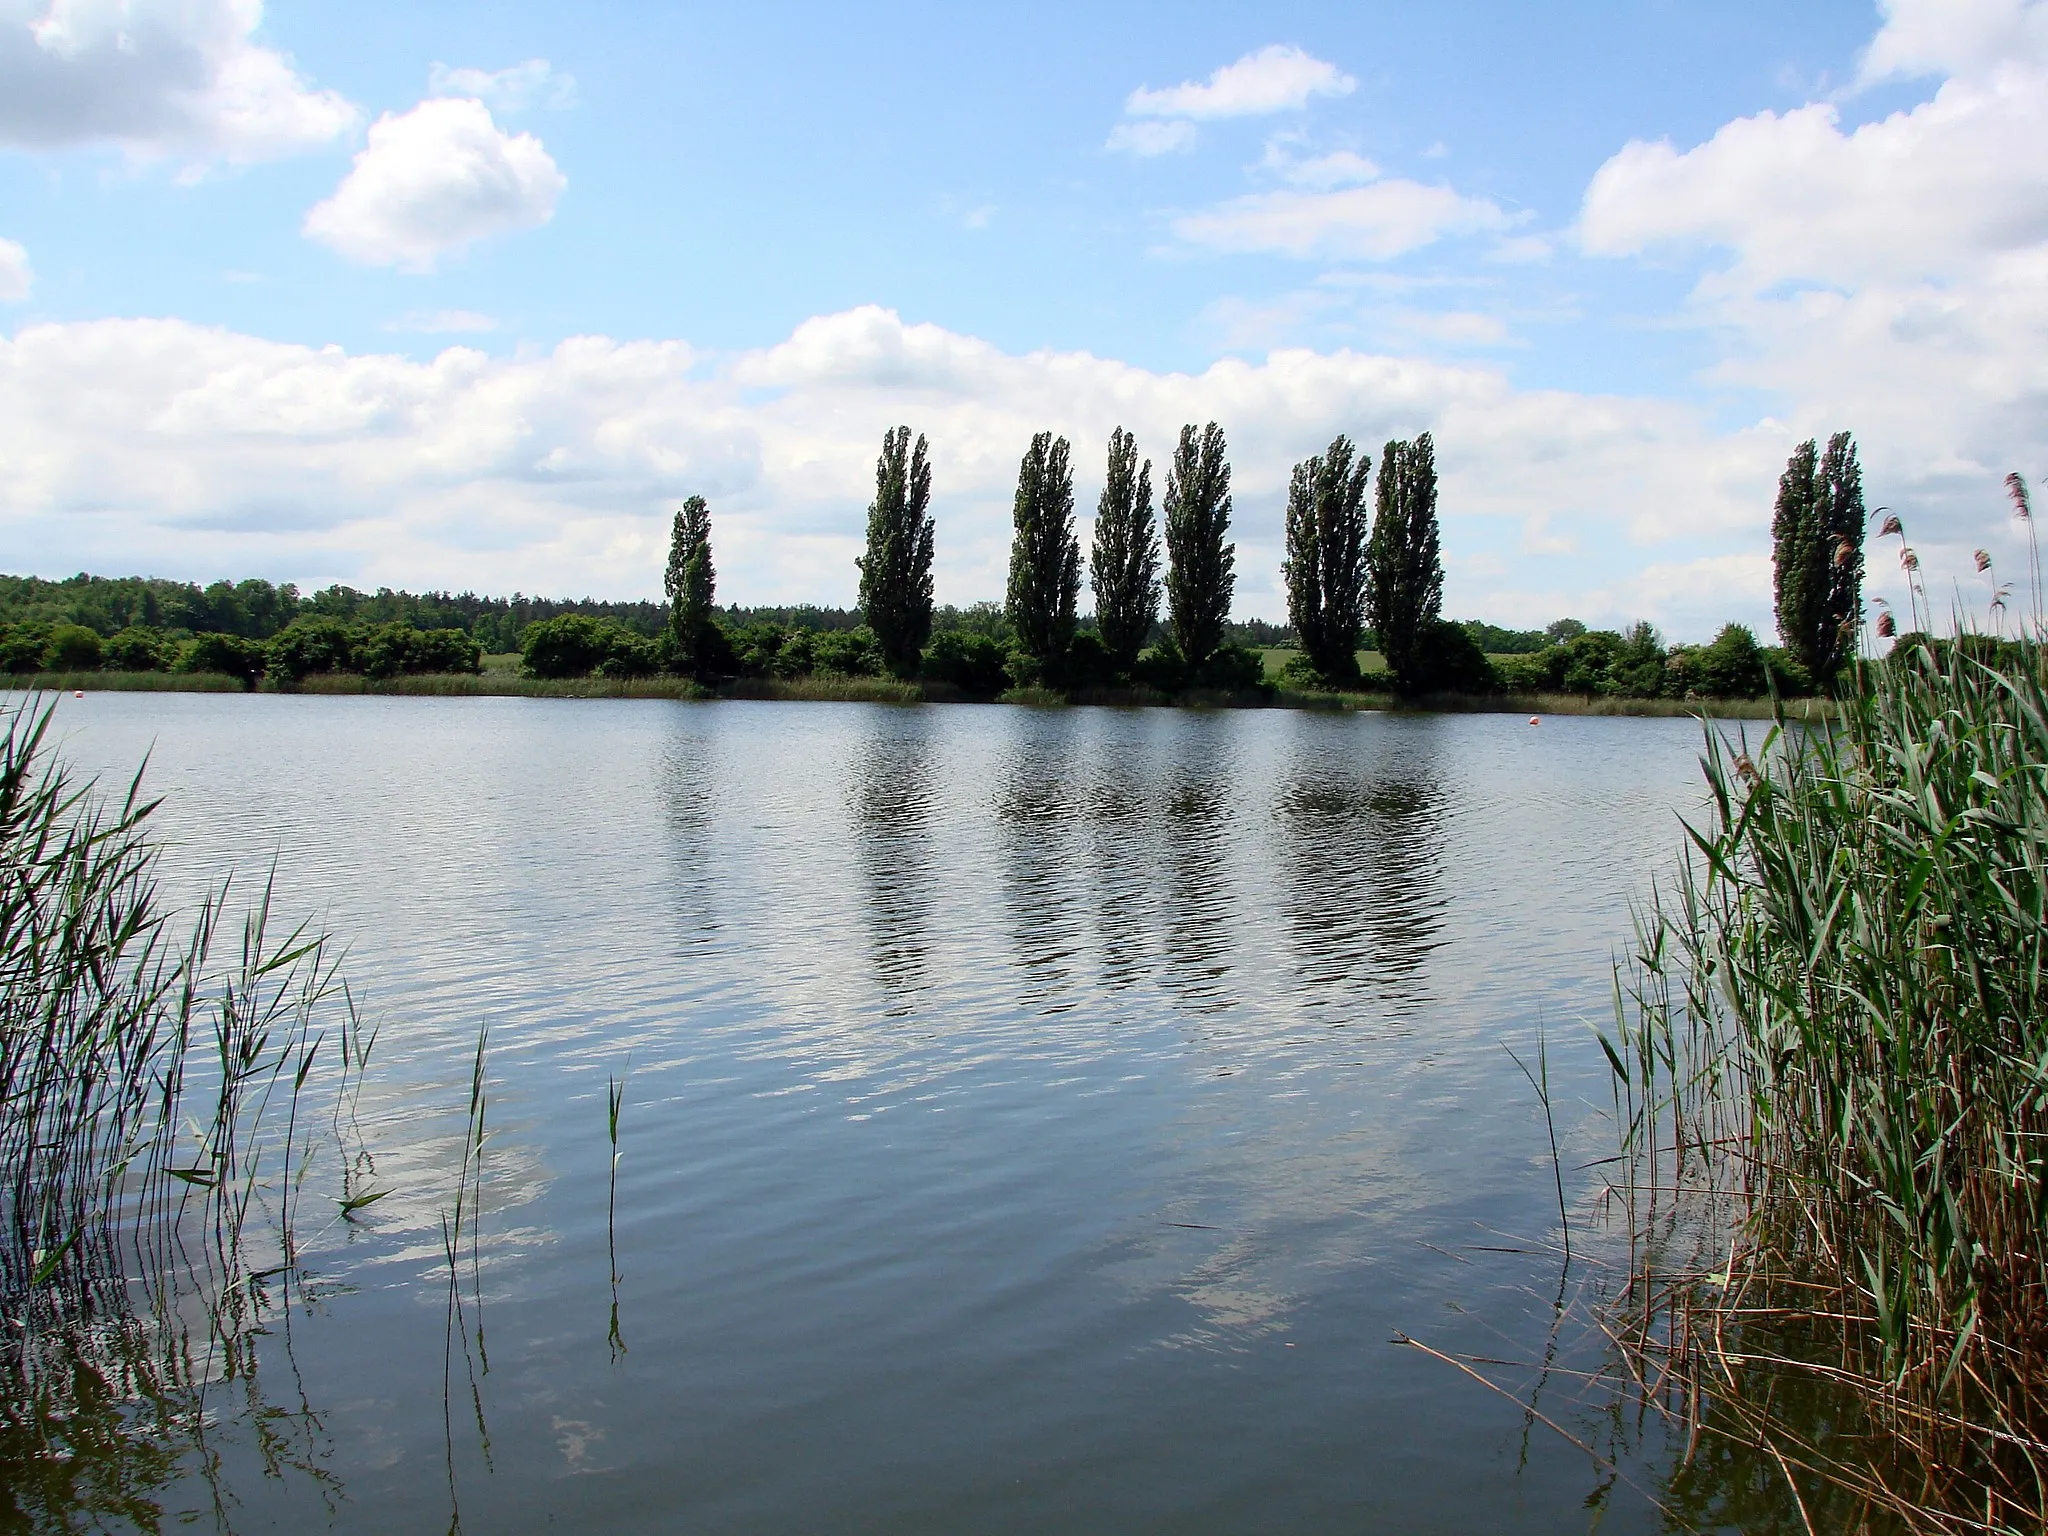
[34,692,1723,1533]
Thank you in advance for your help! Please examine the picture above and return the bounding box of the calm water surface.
[45,693,1722,1533]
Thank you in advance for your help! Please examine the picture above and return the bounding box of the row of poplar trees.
[858,421,1449,691]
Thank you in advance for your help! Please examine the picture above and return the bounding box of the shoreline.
[10,669,1829,719]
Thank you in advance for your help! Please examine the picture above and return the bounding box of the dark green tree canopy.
[1162,422,1235,671]
[857,426,936,676]
[1005,432,1082,668]
[1772,431,1865,689]
[1282,434,1371,685]
[1365,433,1444,696]
[665,495,716,673]
[1090,427,1159,675]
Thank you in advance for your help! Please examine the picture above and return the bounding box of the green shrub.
[1407,618,1498,695]
[176,632,265,689]
[1189,642,1270,695]
[103,625,169,672]
[42,624,103,671]
[0,623,50,675]
[922,630,1013,694]
[1694,622,1768,698]
[267,616,360,686]
[812,626,883,677]
[593,629,661,679]
[358,622,481,681]
[521,614,624,679]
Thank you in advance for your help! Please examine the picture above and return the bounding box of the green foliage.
[357,622,481,681]
[1772,431,1866,690]
[519,614,653,679]
[1461,619,1545,655]
[103,626,170,672]
[1545,617,1587,644]
[1607,632,2048,1518]
[1693,622,1769,698]
[812,626,884,677]
[176,633,265,689]
[0,624,50,675]
[1405,618,1498,695]
[664,496,717,676]
[1005,433,1081,672]
[857,426,936,677]
[42,624,102,672]
[1162,422,1236,671]
[1365,434,1444,695]
[1283,434,1372,686]
[921,631,1013,695]
[267,616,359,686]
[1090,427,1160,675]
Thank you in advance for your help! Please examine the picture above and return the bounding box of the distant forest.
[0,571,1542,656]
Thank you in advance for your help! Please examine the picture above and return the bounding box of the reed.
[1598,623,2048,1531]
[0,695,372,1525]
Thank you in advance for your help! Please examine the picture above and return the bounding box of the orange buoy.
[1529,716,1539,725]
[73,690,84,699]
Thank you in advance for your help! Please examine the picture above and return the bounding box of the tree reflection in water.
[996,718,1084,1015]
[849,717,937,1013]
[1276,718,1448,1028]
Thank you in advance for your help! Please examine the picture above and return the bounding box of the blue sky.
[2,0,2045,637]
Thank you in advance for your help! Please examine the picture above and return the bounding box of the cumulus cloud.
[1576,0,2048,624]
[0,237,29,301]
[1126,45,1354,120]
[1105,119,1196,157]
[0,305,1798,634]
[0,0,356,164]
[304,98,566,271]
[428,58,575,112]
[1175,181,1515,261]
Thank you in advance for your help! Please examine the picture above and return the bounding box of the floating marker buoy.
[1529,716,1539,726]
[73,690,84,699]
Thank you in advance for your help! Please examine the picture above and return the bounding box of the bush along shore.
[0,420,1913,716]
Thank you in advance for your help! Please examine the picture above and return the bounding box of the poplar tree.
[664,494,715,674]
[1365,433,1444,695]
[1282,435,1371,685]
[1772,431,1865,690]
[857,425,936,676]
[1089,427,1159,675]
[1005,432,1081,675]
[1162,421,1235,671]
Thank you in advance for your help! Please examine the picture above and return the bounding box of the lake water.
[36,693,1724,1533]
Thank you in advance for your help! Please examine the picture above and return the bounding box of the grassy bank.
[11,668,1828,717]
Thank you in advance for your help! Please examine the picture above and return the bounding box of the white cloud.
[0,305,1801,635]
[1575,0,2048,633]
[0,0,356,165]
[1273,149,1380,189]
[1175,181,1515,260]
[428,58,575,112]
[1105,119,1197,157]
[1126,45,1355,120]
[0,237,29,301]
[1858,0,2048,83]
[383,309,501,335]
[304,98,566,272]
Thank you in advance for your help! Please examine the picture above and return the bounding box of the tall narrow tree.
[1091,427,1160,676]
[1773,431,1865,690]
[664,494,715,674]
[1163,422,1235,671]
[1282,435,1372,685]
[1005,432,1082,676]
[1365,433,1444,695]
[857,425,936,676]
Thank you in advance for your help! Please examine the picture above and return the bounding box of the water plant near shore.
[0,695,375,1527]
[1597,623,2048,1531]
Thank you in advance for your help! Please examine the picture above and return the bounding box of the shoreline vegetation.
[3,663,1832,719]
[1,422,1894,719]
